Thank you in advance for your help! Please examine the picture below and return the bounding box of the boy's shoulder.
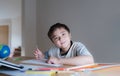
[48,46,59,51]
[73,41,83,45]
[72,41,86,47]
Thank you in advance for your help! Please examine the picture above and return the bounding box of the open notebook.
[0,59,31,71]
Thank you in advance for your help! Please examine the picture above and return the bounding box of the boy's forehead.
[51,28,67,37]
[52,28,66,33]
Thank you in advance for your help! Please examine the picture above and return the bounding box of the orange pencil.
[35,67,65,71]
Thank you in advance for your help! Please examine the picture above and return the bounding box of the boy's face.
[51,27,71,50]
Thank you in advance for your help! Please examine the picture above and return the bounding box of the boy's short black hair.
[48,23,70,40]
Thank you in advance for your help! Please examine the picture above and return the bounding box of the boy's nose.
[59,36,64,41]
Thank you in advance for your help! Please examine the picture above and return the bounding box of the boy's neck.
[60,41,73,54]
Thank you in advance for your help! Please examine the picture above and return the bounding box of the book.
[0,59,24,71]
[0,59,23,69]
[0,59,32,71]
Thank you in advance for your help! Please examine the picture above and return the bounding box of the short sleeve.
[76,43,92,56]
[44,51,49,59]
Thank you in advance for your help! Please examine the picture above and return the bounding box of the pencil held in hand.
[34,47,44,60]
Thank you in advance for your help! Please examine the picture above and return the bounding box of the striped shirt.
[44,41,92,59]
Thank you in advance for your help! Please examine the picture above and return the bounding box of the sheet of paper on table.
[21,59,62,67]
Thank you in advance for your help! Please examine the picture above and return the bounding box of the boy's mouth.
[61,41,66,45]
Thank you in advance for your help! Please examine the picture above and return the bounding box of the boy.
[34,23,94,65]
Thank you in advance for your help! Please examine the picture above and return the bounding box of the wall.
[0,0,22,54]
[22,0,37,56]
[36,0,120,63]
[23,0,120,63]
[0,0,21,19]
[11,17,22,51]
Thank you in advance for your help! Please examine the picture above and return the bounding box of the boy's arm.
[47,55,94,66]
[59,55,94,65]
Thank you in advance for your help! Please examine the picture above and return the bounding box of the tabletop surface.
[0,56,120,76]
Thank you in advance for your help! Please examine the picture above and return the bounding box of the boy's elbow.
[88,56,94,64]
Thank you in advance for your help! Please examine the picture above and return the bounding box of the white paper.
[21,59,62,67]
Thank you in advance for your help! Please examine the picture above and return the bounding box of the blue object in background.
[0,44,10,59]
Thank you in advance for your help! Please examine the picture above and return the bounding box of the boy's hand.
[47,56,60,64]
[34,48,44,60]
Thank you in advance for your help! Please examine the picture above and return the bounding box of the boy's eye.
[55,37,58,40]
[62,33,65,35]
[53,37,59,41]
[62,33,66,36]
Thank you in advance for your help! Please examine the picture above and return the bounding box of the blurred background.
[0,0,120,63]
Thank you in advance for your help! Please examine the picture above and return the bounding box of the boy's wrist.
[59,58,64,64]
